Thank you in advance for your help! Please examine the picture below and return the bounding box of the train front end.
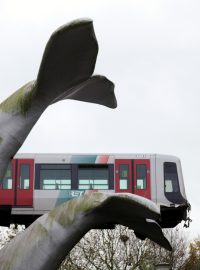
[155,154,191,228]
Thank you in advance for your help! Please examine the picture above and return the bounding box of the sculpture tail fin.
[35,19,117,109]
[52,75,117,109]
[36,19,98,101]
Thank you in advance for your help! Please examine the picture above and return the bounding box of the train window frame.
[164,162,179,193]
[20,164,30,190]
[136,164,147,190]
[119,164,129,190]
[2,163,13,190]
[164,162,185,204]
[36,164,72,190]
[78,165,109,190]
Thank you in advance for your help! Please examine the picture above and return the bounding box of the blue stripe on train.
[70,155,97,164]
[55,190,85,207]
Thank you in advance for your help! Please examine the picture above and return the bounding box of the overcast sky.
[0,0,199,238]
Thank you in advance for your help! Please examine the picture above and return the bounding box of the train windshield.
[164,162,179,193]
[164,162,185,204]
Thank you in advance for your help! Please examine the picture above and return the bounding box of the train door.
[115,160,133,193]
[16,159,34,206]
[134,160,151,199]
[0,160,16,205]
[115,159,151,199]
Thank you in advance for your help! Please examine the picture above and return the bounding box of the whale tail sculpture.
[0,20,173,270]
[0,192,172,270]
[0,19,117,182]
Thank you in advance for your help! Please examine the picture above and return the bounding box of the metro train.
[0,153,190,228]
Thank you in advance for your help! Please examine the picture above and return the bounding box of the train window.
[119,164,129,189]
[164,162,186,204]
[136,164,146,189]
[20,164,30,189]
[2,163,12,189]
[78,166,109,190]
[165,180,173,192]
[164,162,179,193]
[43,179,71,190]
[39,165,71,190]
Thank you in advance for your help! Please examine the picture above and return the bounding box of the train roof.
[14,153,181,163]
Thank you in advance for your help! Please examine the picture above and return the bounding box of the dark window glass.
[164,162,179,193]
[2,163,12,189]
[78,165,108,190]
[164,162,186,204]
[20,164,30,189]
[119,164,129,190]
[136,164,146,189]
[41,164,71,170]
[40,164,71,190]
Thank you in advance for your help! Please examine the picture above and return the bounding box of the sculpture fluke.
[0,192,172,270]
[0,19,117,182]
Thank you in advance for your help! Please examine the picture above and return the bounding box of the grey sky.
[0,0,199,238]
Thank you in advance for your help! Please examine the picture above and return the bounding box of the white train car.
[0,153,190,228]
